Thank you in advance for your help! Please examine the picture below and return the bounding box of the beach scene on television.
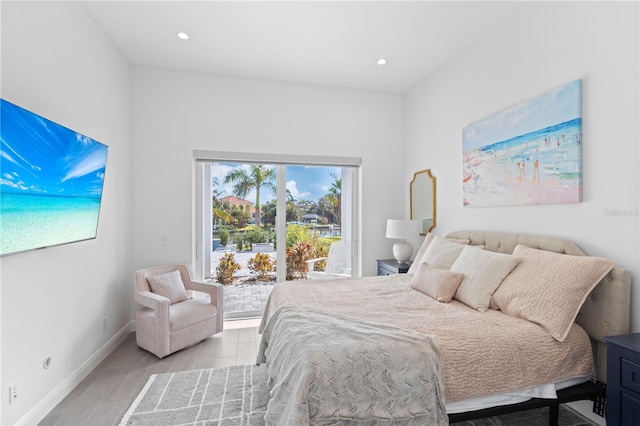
[462,80,582,208]
[0,99,108,256]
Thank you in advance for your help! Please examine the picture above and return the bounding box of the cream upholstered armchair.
[134,264,223,358]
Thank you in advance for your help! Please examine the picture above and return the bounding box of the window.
[194,151,361,318]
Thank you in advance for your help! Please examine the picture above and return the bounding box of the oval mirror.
[410,169,436,235]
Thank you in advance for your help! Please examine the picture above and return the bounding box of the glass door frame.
[193,150,362,282]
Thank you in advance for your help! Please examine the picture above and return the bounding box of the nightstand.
[377,259,412,276]
[604,333,640,426]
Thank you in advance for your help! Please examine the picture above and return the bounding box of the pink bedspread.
[259,275,594,403]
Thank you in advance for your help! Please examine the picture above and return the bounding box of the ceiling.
[82,1,518,93]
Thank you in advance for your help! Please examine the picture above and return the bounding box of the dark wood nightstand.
[377,259,412,276]
[604,333,640,425]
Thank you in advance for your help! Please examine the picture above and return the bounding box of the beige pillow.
[146,270,189,304]
[492,245,614,341]
[410,263,464,303]
[407,233,469,275]
[419,235,469,270]
[451,245,521,312]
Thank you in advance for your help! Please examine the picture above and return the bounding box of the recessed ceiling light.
[377,58,387,66]
[176,31,190,40]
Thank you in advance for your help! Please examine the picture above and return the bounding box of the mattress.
[445,376,589,413]
[259,274,595,404]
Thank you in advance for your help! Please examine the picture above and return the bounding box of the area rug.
[119,364,597,426]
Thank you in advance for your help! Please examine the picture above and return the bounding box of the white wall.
[130,67,406,277]
[1,2,132,424]
[406,2,640,328]
[7,1,634,423]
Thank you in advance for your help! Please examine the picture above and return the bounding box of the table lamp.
[385,219,421,264]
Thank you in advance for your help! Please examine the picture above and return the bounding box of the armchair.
[134,264,223,358]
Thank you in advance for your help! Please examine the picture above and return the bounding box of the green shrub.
[216,252,241,285]
[218,227,230,247]
[248,253,276,281]
[245,226,274,245]
[235,234,245,251]
[286,224,312,247]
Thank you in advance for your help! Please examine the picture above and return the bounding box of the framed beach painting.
[462,80,582,208]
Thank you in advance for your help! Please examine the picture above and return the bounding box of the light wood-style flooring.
[37,317,605,426]
[39,319,262,426]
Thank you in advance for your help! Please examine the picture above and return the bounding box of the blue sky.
[463,80,582,150]
[211,163,340,204]
[1,99,108,198]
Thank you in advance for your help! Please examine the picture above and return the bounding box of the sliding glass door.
[194,151,360,319]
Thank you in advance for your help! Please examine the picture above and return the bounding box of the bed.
[256,231,631,425]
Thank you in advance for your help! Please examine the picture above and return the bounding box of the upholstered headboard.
[446,230,631,383]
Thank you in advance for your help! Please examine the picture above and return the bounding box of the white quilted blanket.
[257,306,448,426]
[259,275,595,403]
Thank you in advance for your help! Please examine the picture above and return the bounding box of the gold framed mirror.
[410,169,436,235]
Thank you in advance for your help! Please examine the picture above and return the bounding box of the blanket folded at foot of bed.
[257,306,448,425]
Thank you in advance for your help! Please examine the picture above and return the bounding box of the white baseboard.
[16,321,134,426]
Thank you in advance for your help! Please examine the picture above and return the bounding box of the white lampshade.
[385,219,421,263]
[385,219,420,240]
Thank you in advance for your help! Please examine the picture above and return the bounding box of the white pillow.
[451,245,521,312]
[419,234,468,270]
[146,270,189,304]
[408,233,469,275]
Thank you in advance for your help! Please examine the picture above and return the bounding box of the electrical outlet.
[9,383,18,404]
[102,317,107,332]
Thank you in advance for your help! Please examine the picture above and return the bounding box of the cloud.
[76,133,93,145]
[1,139,41,176]
[466,102,531,140]
[0,178,28,191]
[286,180,310,199]
[61,150,107,182]
[86,184,104,196]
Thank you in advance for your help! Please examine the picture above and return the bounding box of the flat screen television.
[1,99,109,257]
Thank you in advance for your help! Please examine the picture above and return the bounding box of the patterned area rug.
[119,365,269,425]
[119,365,597,426]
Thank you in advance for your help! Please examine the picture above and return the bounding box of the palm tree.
[286,189,294,202]
[317,195,333,223]
[212,177,224,203]
[326,173,341,225]
[212,176,229,229]
[213,208,233,225]
[224,165,276,227]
